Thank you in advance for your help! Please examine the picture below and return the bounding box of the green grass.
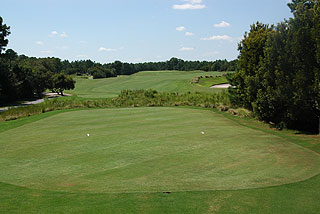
[0,107,320,213]
[198,76,229,87]
[67,70,228,98]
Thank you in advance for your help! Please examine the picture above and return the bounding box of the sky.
[1,0,292,63]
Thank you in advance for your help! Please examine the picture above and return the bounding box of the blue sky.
[1,0,292,63]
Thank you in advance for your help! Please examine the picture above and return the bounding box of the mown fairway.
[69,70,228,98]
[0,107,320,213]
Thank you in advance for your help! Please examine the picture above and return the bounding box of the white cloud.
[35,41,44,46]
[176,26,185,31]
[99,47,116,52]
[60,32,68,38]
[201,35,234,41]
[185,32,194,36]
[51,31,58,36]
[182,0,203,3]
[50,31,68,38]
[179,47,194,51]
[214,21,231,28]
[172,4,206,10]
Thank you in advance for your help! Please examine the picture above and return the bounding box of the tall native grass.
[0,89,235,121]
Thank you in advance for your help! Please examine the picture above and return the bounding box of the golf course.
[0,70,320,214]
[1,0,320,212]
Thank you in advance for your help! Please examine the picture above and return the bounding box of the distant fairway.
[1,107,319,194]
[69,70,228,98]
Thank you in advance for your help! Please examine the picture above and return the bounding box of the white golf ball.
[201,131,205,135]
[87,133,90,137]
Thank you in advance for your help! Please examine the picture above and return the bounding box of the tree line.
[62,58,237,78]
[228,0,320,133]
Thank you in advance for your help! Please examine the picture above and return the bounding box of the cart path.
[0,93,71,113]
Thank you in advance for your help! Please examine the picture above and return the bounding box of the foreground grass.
[0,107,320,213]
[68,70,229,98]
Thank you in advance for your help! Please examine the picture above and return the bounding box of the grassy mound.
[1,107,319,194]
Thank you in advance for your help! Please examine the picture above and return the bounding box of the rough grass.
[0,89,231,122]
[0,107,320,213]
[67,70,229,98]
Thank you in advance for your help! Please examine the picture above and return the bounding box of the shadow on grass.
[294,131,319,136]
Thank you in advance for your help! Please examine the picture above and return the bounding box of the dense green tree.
[286,0,320,131]
[229,0,320,132]
[112,60,123,74]
[0,17,13,103]
[0,16,10,54]
[4,49,18,66]
[89,65,116,79]
[211,59,236,71]
[0,58,15,102]
[121,63,135,75]
[51,73,75,96]
[229,22,273,109]
[92,69,106,79]
[167,57,178,70]
[254,22,292,125]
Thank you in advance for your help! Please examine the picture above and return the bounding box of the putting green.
[0,107,319,193]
